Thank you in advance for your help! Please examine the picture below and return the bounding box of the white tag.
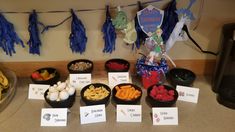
[176,85,199,103]
[28,84,50,100]
[80,104,106,124]
[116,105,142,122]
[40,108,68,126]
[69,74,91,90]
[152,107,178,125]
[108,72,130,88]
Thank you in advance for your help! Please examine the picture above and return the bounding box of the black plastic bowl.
[44,89,76,108]
[112,83,142,104]
[147,84,178,107]
[168,68,196,87]
[105,58,130,72]
[67,59,93,73]
[31,67,60,86]
[81,83,111,106]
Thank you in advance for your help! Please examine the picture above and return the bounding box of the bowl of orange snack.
[112,83,142,104]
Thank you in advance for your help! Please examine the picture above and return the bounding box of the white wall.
[0,0,234,62]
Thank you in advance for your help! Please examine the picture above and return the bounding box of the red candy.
[106,62,128,71]
[150,85,175,101]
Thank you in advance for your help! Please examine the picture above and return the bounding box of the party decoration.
[102,6,117,53]
[27,10,42,55]
[176,0,196,20]
[123,20,137,44]
[137,5,164,36]
[161,0,178,43]
[165,0,196,51]
[0,13,24,56]
[134,1,148,49]
[69,9,87,54]
[112,6,128,30]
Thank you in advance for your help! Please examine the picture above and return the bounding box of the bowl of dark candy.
[81,83,111,106]
[112,83,142,104]
[147,84,178,107]
[168,68,196,87]
[31,67,60,86]
[105,59,130,72]
[44,82,76,108]
[67,59,93,73]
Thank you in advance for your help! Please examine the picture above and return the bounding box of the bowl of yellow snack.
[112,83,142,104]
[81,83,111,106]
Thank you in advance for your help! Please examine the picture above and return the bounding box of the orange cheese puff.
[115,86,120,91]
[123,88,131,99]
[127,88,135,99]
[129,90,137,99]
[120,85,131,89]
[116,89,121,97]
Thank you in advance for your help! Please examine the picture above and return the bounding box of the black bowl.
[105,58,130,72]
[168,68,196,87]
[31,67,60,86]
[81,83,111,106]
[147,84,178,107]
[44,89,76,108]
[112,83,142,104]
[67,59,93,73]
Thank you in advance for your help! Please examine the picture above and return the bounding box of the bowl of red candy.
[105,59,130,72]
[147,84,178,107]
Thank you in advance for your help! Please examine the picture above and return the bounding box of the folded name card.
[40,108,68,126]
[116,105,142,122]
[176,85,199,103]
[80,104,106,124]
[152,107,178,125]
[28,84,50,100]
[108,72,130,88]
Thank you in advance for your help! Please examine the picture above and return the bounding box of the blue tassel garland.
[0,13,24,56]
[27,10,41,55]
[69,9,87,54]
[102,6,117,53]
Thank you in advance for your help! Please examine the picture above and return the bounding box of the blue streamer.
[69,9,87,54]
[0,13,24,56]
[27,10,41,55]
[134,1,148,49]
[102,6,117,53]
[161,0,179,43]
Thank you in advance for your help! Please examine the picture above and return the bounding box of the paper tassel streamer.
[161,0,178,43]
[134,2,148,49]
[0,13,24,56]
[69,9,87,54]
[27,10,41,55]
[102,6,117,53]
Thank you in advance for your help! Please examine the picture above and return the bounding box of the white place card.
[152,107,178,125]
[28,84,50,100]
[176,85,200,103]
[116,105,142,122]
[108,72,130,88]
[40,108,68,126]
[80,104,106,124]
[69,73,91,90]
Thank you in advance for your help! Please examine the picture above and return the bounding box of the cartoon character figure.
[145,27,165,65]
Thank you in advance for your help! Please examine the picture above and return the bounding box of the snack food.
[115,84,141,100]
[69,62,92,71]
[83,85,110,101]
[0,70,9,100]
